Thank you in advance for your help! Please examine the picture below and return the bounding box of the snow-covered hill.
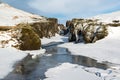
[0,3,46,26]
[92,11,120,23]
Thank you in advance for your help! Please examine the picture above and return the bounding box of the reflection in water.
[72,55,107,69]
[3,43,108,80]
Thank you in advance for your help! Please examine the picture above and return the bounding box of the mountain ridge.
[0,3,47,26]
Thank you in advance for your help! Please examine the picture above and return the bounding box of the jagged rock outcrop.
[30,18,58,38]
[66,18,108,43]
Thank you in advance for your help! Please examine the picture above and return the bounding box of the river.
[2,42,108,80]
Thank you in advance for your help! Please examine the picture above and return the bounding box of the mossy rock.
[16,23,41,50]
[30,20,58,38]
[83,25,108,43]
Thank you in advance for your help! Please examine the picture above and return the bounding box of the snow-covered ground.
[41,34,68,45]
[0,47,26,79]
[0,47,46,79]
[0,3,46,26]
[41,27,120,64]
[0,27,120,80]
[92,11,120,23]
[40,12,120,80]
[83,66,120,80]
[0,2,120,79]
[44,63,120,80]
[45,63,102,80]
[41,26,120,80]
[59,27,120,64]
[0,32,55,79]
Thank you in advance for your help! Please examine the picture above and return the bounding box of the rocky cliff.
[66,18,108,43]
[0,3,59,50]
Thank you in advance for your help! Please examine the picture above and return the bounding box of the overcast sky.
[3,0,120,24]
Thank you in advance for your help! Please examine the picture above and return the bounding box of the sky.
[3,0,120,24]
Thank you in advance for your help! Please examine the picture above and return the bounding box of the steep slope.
[92,11,120,23]
[0,3,46,26]
[0,3,59,50]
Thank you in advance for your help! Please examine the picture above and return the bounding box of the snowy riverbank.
[41,27,120,80]
[0,47,45,79]
[59,27,120,64]
[1,26,120,80]
[0,47,26,79]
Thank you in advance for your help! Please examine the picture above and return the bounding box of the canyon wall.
[0,18,59,50]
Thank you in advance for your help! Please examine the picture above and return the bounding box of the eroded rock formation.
[66,18,108,43]
[30,18,58,38]
[0,18,59,50]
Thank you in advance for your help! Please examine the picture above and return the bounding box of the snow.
[92,11,120,23]
[40,27,120,80]
[23,48,46,59]
[0,32,11,40]
[45,63,102,80]
[83,67,120,80]
[0,30,20,48]
[0,3,48,78]
[59,27,120,64]
[0,30,46,79]
[0,47,27,79]
[40,27,120,64]
[0,2,120,79]
[0,3,46,26]
[41,34,67,45]
[0,47,46,79]
[0,27,120,80]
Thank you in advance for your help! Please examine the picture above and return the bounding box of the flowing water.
[2,42,108,80]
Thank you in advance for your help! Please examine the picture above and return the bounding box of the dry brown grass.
[0,26,16,31]
[14,23,41,50]
[107,23,120,27]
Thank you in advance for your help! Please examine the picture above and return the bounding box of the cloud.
[28,0,99,14]
[3,0,120,23]
[28,0,120,18]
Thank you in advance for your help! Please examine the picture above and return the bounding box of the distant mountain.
[0,3,46,26]
[92,11,120,23]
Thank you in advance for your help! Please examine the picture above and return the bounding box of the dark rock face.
[58,24,68,35]
[66,18,108,43]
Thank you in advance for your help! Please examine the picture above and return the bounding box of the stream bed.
[2,42,109,80]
